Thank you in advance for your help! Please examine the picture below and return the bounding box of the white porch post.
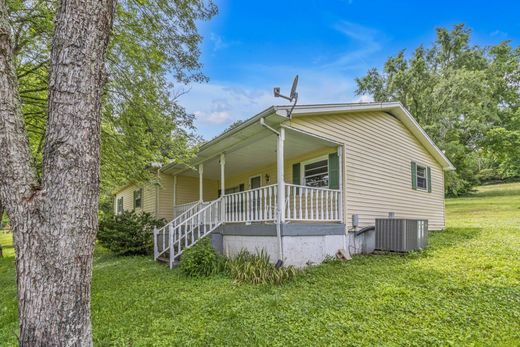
[198,163,204,202]
[276,128,285,261]
[277,128,285,223]
[220,153,226,222]
[220,153,225,196]
[338,145,344,223]
[173,175,177,216]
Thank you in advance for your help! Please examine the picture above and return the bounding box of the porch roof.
[163,121,338,180]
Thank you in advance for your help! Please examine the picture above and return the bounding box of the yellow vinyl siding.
[114,183,156,215]
[114,184,137,214]
[142,184,155,215]
[288,111,446,230]
[174,175,219,205]
[114,173,176,220]
[156,173,174,221]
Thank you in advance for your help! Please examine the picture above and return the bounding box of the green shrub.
[227,249,299,285]
[179,237,225,277]
[98,211,165,256]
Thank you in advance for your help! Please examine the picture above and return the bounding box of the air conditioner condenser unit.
[375,219,428,252]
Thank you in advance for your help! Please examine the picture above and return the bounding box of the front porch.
[156,116,347,268]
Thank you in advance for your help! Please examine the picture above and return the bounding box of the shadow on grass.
[471,188,520,198]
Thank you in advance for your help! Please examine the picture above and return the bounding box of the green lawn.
[1,183,519,346]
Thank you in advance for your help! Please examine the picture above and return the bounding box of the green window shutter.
[239,184,245,192]
[411,161,417,190]
[427,166,432,193]
[133,190,136,209]
[292,163,301,185]
[328,152,340,189]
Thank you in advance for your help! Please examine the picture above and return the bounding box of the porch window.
[116,197,123,215]
[302,156,329,188]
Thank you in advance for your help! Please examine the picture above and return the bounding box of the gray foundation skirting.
[214,223,346,237]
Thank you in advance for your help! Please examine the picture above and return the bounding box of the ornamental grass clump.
[227,249,299,285]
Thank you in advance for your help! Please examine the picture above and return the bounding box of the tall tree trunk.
[0,201,4,228]
[0,1,115,345]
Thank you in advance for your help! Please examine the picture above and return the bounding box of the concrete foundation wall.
[216,223,347,268]
[282,235,344,267]
[223,235,279,260]
[348,229,376,255]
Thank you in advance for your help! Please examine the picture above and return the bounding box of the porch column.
[198,163,203,202]
[220,153,225,196]
[173,175,177,217]
[338,146,344,223]
[277,128,285,223]
[276,127,285,262]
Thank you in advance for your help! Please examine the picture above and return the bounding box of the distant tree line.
[356,24,520,195]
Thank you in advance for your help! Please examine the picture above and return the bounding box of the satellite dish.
[290,75,299,99]
[272,75,299,118]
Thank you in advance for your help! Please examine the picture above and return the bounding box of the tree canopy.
[356,24,520,195]
[8,0,217,197]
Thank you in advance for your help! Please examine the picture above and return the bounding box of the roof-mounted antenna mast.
[273,75,299,118]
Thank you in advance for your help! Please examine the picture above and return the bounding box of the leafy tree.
[1,0,216,344]
[7,0,217,197]
[356,24,520,195]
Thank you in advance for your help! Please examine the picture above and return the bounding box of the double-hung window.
[302,156,329,188]
[134,188,143,209]
[411,161,431,192]
[116,197,124,215]
[416,165,428,190]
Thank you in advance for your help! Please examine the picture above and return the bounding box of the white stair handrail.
[154,200,203,260]
[168,197,224,268]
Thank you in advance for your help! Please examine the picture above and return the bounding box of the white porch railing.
[222,183,341,223]
[284,184,341,222]
[223,184,278,223]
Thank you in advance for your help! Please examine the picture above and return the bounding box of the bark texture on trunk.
[0,201,4,228]
[0,1,115,346]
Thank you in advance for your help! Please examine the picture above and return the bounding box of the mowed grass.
[1,183,519,346]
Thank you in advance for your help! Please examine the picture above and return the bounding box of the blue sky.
[178,0,520,140]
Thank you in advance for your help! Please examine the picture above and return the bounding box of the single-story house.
[113,102,454,268]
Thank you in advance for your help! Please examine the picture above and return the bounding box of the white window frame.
[416,164,428,191]
[249,174,262,190]
[301,155,329,188]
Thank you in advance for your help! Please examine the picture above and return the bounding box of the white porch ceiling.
[179,128,337,180]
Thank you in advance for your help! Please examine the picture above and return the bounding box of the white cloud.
[208,33,240,52]
[195,110,231,124]
[323,21,383,69]
[179,21,383,139]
